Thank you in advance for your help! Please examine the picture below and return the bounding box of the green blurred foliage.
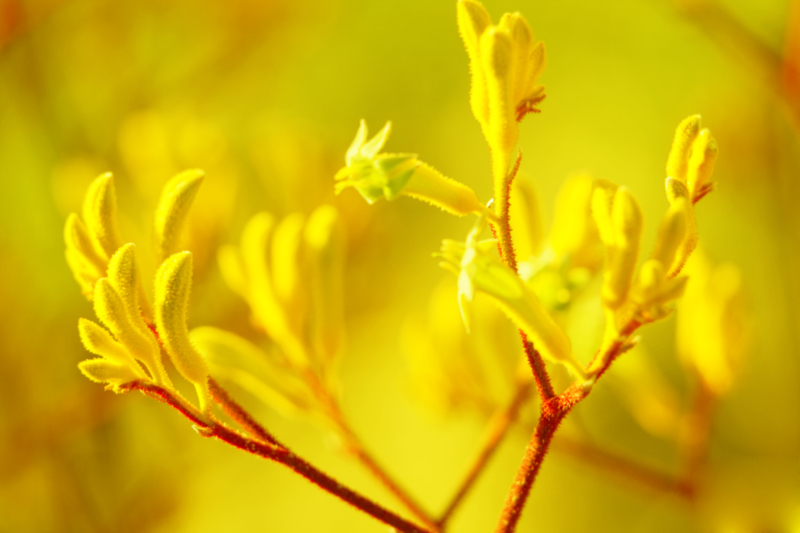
[0,0,798,531]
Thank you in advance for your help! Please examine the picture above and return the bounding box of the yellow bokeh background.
[1,0,799,531]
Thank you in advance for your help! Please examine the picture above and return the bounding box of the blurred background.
[1,0,799,531]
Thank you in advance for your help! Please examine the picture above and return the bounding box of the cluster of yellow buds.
[216,204,346,396]
[582,116,719,372]
[334,120,484,216]
[457,0,546,199]
[67,172,213,418]
[64,173,122,300]
[66,163,354,423]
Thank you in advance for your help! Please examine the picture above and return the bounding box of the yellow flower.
[457,0,546,190]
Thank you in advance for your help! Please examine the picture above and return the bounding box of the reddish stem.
[121,381,433,533]
[494,318,644,533]
[521,335,555,402]
[494,151,523,272]
[304,371,437,530]
[208,424,432,533]
[208,377,281,446]
[552,435,693,499]
[494,382,589,533]
[436,379,534,528]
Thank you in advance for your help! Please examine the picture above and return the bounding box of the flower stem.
[208,377,281,446]
[437,378,534,528]
[552,435,693,499]
[493,151,523,272]
[123,381,434,533]
[494,318,643,533]
[494,382,589,533]
[304,370,437,530]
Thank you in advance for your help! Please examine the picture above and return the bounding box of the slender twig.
[676,377,717,501]
[436,378,534,528]
[493,151,523,272]
[304,371,438,531]
[334,414,439,532]
[494,318,643,533]
[208,377,282,446]
[669,0,800,127]
[521,335,555,401]
[121,380,433,533]
[552,435,693,499]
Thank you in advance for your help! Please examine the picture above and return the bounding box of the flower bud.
[154,169,204,261]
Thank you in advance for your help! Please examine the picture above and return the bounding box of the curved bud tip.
[154,170,205,261]
[458,0,492,54]
[666,115,701,182]
[156,251,193,308]
[612,187,643,246]
[82,172,120,260]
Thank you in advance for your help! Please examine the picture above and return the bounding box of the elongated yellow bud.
[82,172,120,261]
[64,214,106,277]
[94,278,164,383]
[686,128,718,201]
[78,317,143,372]
[402,163,484,216]
[666,115,701,182]
[154,252,211,415]
[456,0,546,201]
[154,169,205,261]
[665,177,697,276]
[481,28,515,173]
[651,198,688,273]
[304,205,345,366]
[602,187,643,309]
[239,213,291,341]
[271,213,307,328]
[217,244,248,298]
[78,359,141,391]
[509,178,544,260]
[457,0,492,128]
[550,174,602,269]
[107,243,153,328]
[591,179,619,246]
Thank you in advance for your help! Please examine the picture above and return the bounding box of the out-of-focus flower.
[678,251,748,395]
[439,217,583,377]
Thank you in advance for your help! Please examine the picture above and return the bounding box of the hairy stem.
[494,318,643,533]
[493,151,523,271]
[494,383,588,533]
[124,381,433,533]
[208,377,281,446]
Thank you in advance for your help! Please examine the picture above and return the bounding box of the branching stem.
[494,318,642,533]
[436,378,534,528]
[121,381,434,533]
